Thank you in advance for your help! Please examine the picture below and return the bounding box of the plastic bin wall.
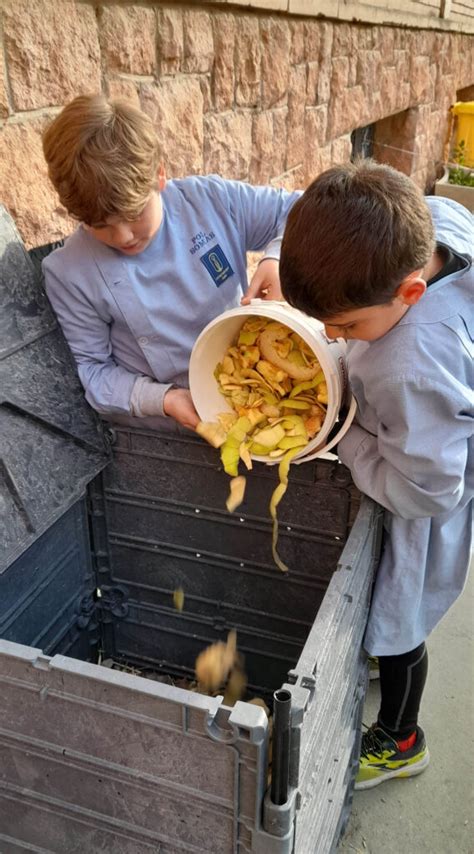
[96,427,365,695]
[0,426,382,854]
[0,207,109,573]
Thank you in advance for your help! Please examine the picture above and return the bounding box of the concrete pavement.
[339,566,474,854]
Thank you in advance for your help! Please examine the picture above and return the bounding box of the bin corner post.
[251,683,312,854]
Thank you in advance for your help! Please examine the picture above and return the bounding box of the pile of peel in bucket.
[196,316,328,571]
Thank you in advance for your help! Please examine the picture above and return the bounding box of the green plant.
[448,140,474,187]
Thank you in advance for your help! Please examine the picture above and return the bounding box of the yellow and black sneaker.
[355,724,430,790]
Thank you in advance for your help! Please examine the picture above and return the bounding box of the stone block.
[141,78,203,177]
[332,23,351,57]
[375,108,417,152]
[304,20,320,62]
[317,61,331,105]
[290,20,305,65]
[235,16,261,107]
[380,65,399,117]
[328,85,365,138]
[331,56,350,97]
[0,54,10,118]
[377,26,394,66]
[261,19,290,109]
[200,76,213,114]
[250,111,274,184]
[410,56,435,105]
[157,6,183,75]
[99,6,156,75]
[331,135,352,165]
[212,13,236,111]
[204,111,252,179]
[305,105,328,159]
[106,78,141,108]
[249,107,286,184]
[394,49,409,85]
[3,0,101,111]
[305,141,332,184]
[373,141,415,176]
[319,21,334,60]
[0,117,75,247]
[275,164,306,191]
[348,53,358,88]
[356,50,382,95]
[306,62,319,106]
[183,10,213,74]
[272,108,288,177]
[287,65,306,169]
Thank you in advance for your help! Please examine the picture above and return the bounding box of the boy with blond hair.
[42,94,300,430]
[280,160,473,789]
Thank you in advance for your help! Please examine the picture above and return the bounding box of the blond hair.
[43,94,160,225]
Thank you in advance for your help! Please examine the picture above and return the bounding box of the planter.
[434,165,474,212]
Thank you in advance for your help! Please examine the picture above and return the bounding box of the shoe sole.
[355,749,430,790]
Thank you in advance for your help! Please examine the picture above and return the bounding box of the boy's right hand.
[163,388,200,430]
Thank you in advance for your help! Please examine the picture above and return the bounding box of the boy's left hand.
[241,258,282,304]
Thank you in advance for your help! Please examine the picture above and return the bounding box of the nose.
[324,325,343,340]
[113,223,135,245]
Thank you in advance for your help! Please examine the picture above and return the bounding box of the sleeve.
[337,374,471,519]
[221,178,302,257]
[43,264,170,417]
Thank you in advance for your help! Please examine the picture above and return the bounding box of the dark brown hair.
[280,159,435,318]
[43,94,160,225]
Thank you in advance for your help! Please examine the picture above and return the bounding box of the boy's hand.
[241,258,282,304]
[163,388,200,430]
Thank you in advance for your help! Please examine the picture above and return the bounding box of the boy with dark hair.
[42,94,300,431]
[280,159,473,789]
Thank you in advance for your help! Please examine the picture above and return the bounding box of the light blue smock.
[43,175,300,426]
[338,197,473,656]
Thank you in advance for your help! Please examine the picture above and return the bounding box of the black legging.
[377,642,428,739]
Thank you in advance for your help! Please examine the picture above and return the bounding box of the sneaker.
[368,655,380,680]
[355,724,430,790]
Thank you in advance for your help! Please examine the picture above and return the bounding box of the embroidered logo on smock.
[190,230,215,255]
[200,244,234,287]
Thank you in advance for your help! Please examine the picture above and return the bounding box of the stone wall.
[0,0,472,248]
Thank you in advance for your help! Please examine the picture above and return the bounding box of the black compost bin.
[0,208,382,854]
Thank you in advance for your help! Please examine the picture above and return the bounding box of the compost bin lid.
[0,207,110,572]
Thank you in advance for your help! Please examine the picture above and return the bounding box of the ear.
[395,273,427,306]
[157,163,167,192]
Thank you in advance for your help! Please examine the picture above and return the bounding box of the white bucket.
[189,300,356,464]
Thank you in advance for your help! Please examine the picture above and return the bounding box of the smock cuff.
[130,376,174,419]
[337,424,372,468]
[262,236,282,262]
